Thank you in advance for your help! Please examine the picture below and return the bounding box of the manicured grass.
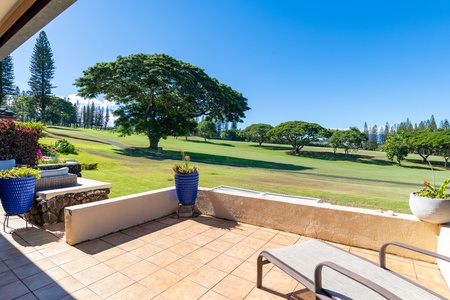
[40,126,449,214]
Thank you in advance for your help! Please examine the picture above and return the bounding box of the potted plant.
[172,152,199,205]
[409,178,450,224]
[0,167,41,215]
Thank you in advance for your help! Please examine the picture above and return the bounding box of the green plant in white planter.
[410,178,450,224]
[416,179,450,199]
[0,167,41,216]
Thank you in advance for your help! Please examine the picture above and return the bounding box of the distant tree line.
[75,100,110,129]
[383,128,450,168]
[0,31,112,129]
[1,30,448,164]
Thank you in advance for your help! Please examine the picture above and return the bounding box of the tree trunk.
[419,153,430,163]
[149,138,159,150]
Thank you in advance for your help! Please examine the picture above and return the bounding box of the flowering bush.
[37,148,65,164]
[38,155,66,164]
[417,179,450,199]
[172,151,198,174]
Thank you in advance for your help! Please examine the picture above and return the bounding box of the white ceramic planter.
[409,192,450,224]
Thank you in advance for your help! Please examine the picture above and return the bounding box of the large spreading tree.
[433,130,450,169]
[267,121,327,154]
[75,53,249,149]
[243,123,273,146]
[406,130,434,163]
[28,31,55,123]
[0,55,15,107]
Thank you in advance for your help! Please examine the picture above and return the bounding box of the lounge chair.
[257,239,450,299]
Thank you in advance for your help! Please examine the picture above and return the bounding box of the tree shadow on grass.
[293,150,404,167]
[177,139,235,147]
[112,147,312,171]
[249,145,292,151]
[46,126,80,132]
[45,132,111,145]
[404,158,448,171]
[296,151,366,161]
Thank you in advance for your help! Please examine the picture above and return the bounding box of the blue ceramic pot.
[0,177,36,215]
[174,172,199,205]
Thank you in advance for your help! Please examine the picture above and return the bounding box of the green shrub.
[81,162,98,170]
[55,139,77,154]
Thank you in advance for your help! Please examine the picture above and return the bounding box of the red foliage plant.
[0,120,40,166]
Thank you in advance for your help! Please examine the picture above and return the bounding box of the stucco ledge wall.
[65,187,179,245]
[196,188,442,262]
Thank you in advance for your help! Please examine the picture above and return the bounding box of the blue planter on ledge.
[174,172,199,205]
[0,177,36,215]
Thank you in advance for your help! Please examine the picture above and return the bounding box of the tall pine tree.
[100,107,104,128]
[83,105,87,128]
[429,115,437,131]
[90,101,95,128]
[368,125,378,150]
[28,31,55,123]
[384,122,389,141]
[0,55,15,107]
[104,106,110,129]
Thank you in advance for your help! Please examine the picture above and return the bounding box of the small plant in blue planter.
[172,152,199,205]
[0,167,41,215]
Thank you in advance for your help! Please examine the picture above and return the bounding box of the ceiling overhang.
[0,0,76,60]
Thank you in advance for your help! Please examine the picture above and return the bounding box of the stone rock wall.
[26,189,110,226]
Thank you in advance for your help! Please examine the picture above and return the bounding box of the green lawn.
[40,126,449,214]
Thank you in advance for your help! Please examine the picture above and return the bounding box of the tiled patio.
[0,211,449,300]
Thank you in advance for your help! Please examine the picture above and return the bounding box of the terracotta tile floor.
[0,213,449,300]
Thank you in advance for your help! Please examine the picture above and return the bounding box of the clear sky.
[10,0,450,130]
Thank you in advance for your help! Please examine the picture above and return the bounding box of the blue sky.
[10,0,450,130]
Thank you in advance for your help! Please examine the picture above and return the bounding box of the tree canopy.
[267,121,327,154]
[328,127,367,157]
[75,53,249,149]
[381,132,409,166]
[0,55,15,107]
[197,120,216,141]
[433,130,450,168]
[46,97,76,126]
[243,123,273,146]
[406,130,434,162]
